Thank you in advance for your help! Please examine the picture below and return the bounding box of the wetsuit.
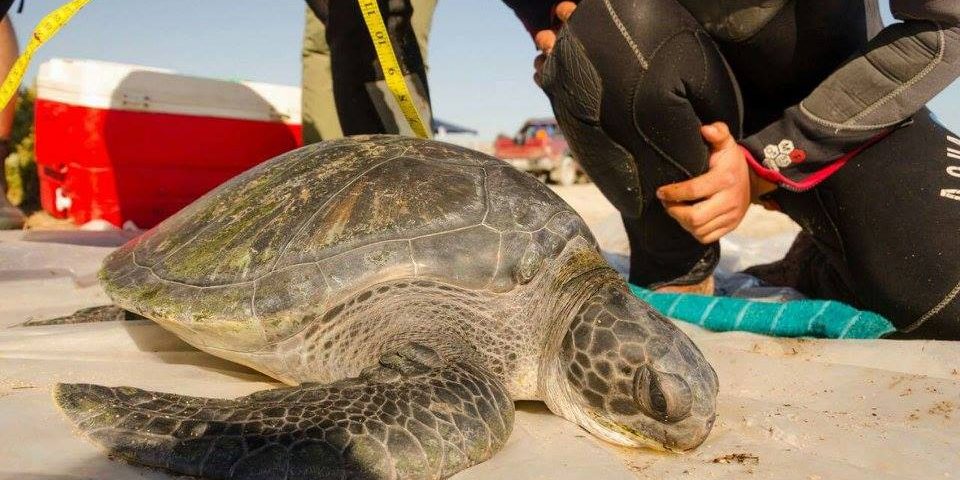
[516,0,960,338]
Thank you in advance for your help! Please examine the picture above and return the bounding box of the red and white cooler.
[35,58,304,228]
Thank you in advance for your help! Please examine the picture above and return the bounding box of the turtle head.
[543,281,718,452]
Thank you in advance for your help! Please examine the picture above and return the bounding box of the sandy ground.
[22,210,75,230]
[1,184,957,480]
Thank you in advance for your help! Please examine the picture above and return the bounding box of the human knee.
[892,0,960,26]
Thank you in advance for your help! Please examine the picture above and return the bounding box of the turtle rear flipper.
[55,342,514,480]
[24,305,144,326]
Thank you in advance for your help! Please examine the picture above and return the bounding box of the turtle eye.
[633,365,692,423]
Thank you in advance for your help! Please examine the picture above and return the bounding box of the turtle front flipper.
[54,342,514,480]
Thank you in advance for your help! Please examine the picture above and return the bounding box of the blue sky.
[8,1,959,140]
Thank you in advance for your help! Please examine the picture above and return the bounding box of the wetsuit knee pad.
[892,0,960,25]
[539,0,742,287]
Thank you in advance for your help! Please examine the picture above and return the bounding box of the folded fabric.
[629,285,895,340]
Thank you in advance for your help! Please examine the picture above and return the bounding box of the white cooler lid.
[36,58,301,124]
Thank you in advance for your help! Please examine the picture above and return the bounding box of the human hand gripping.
[532,1,577,83]
[530,3,773,242]
[657,122,753,245]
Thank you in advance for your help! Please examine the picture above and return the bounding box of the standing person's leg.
[326,0,434,136]
[301,6,344,144]
[538,0,741,289]
[767,110,960,339]
[0,15,23,230]
[410,0,436,68]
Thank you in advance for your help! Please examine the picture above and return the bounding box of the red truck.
[493,118,582,186]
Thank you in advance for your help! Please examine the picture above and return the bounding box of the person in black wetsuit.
[515,0,960,339]
[313,0,958,338]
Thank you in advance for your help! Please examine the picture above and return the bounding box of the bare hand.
[657,122,751,245]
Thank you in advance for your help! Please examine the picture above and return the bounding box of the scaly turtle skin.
[55,135,718,480]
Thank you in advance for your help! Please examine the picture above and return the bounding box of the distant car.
[493,118,584,186]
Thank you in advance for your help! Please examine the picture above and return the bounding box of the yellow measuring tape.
[1,0,428,139]
[356,0,430,139]
[0,0,90,108]
[0,0,91,109]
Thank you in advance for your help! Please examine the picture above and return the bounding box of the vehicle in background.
[492,118,584,186]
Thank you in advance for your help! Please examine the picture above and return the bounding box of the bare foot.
[654,276,715,296]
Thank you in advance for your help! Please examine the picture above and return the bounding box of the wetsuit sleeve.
[740,1,960,192]
[500,0,561,37]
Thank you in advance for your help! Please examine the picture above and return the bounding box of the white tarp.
[1,186,958,479]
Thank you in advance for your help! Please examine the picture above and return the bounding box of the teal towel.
[629,285,895,339]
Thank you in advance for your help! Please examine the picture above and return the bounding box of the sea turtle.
[55,135,718,480]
